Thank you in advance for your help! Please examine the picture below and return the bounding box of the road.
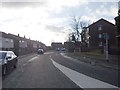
[2,51,119,89]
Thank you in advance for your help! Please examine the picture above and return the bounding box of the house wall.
[51,42,63,50]
[81,19,118,54]
[0,32,14,51]
[64,42,75,52]
[0,31,47,56]
[0,37,14,49]
[88,19,117,53]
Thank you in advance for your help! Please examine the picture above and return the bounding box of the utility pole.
[103,33,109,62]
[105,37,108,62]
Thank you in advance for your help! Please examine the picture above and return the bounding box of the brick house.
[64,42,75,52]
[0,31,47,56]
[7,33,20,56]
[81,18,117,54]
[51,42,63,50]
[0,32,14,51]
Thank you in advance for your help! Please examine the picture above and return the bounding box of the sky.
[0,0,119,46]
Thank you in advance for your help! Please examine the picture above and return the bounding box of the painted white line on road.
[50,58,118,88]
[27,56,38,63]
[44,52,54,55]
[60,53,73,60]
[23,63,27,66]
[22,56,39,67]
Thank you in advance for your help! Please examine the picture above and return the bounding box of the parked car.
[37,49,44,54]
[0,51,18,76]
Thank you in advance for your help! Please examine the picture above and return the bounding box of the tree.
[72,34,76,42]
[69,16,88,42]
[67,16,88,52]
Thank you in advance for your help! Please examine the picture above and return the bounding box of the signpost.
[103,33,109,62]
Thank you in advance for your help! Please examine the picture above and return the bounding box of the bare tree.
[70,16,88,42]
[67,32,76,42]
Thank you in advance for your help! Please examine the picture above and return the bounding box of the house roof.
[1,31,46,46]
[88,18,115,28]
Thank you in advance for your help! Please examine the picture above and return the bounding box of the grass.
[81,50,104,59]
[68,49,104,60]
[66,49,118,65]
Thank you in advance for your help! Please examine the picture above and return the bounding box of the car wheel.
[3,65,7,76]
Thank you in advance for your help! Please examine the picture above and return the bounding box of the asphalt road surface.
[2,51,119,89]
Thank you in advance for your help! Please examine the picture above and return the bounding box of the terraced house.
[0,32,14,51]
[0,31,47,56]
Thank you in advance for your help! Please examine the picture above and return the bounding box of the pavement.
[64,52,119,70]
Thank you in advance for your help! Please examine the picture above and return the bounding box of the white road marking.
[20,56,39,72]
[50,58,118,89]
[60,53,73,60]
[27,56,38,63]
[23,63,26,66]
[23,55,39,65]
[44,52,54,54]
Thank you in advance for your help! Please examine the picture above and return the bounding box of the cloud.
[1,2,46,8]
[2,0,35,1]
[3,16,22,23]
[45,25,65,33]
[81,15,97,24]
[96,6,117,17]
[0,1,118,46]
[1,0,88,13]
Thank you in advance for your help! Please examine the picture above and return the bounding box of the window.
[22,40,25,43]
[10,39,13,42]
[99,34,102,38]
[0,52,6,59]
[87,28,89,32]
[98,25,102,31]
[99,42,103,46]
[5,38,9,42]
[19,40,22,43]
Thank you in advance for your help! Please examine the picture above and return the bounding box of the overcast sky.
[0,0,119,46]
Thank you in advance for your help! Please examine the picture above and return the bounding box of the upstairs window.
[10,39,13,42]
[99,34,102,38]
[99,42,103,46]
[98,25,102,31]
[5,38,9,42]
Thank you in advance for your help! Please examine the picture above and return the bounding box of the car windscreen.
[0,52,7,60]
